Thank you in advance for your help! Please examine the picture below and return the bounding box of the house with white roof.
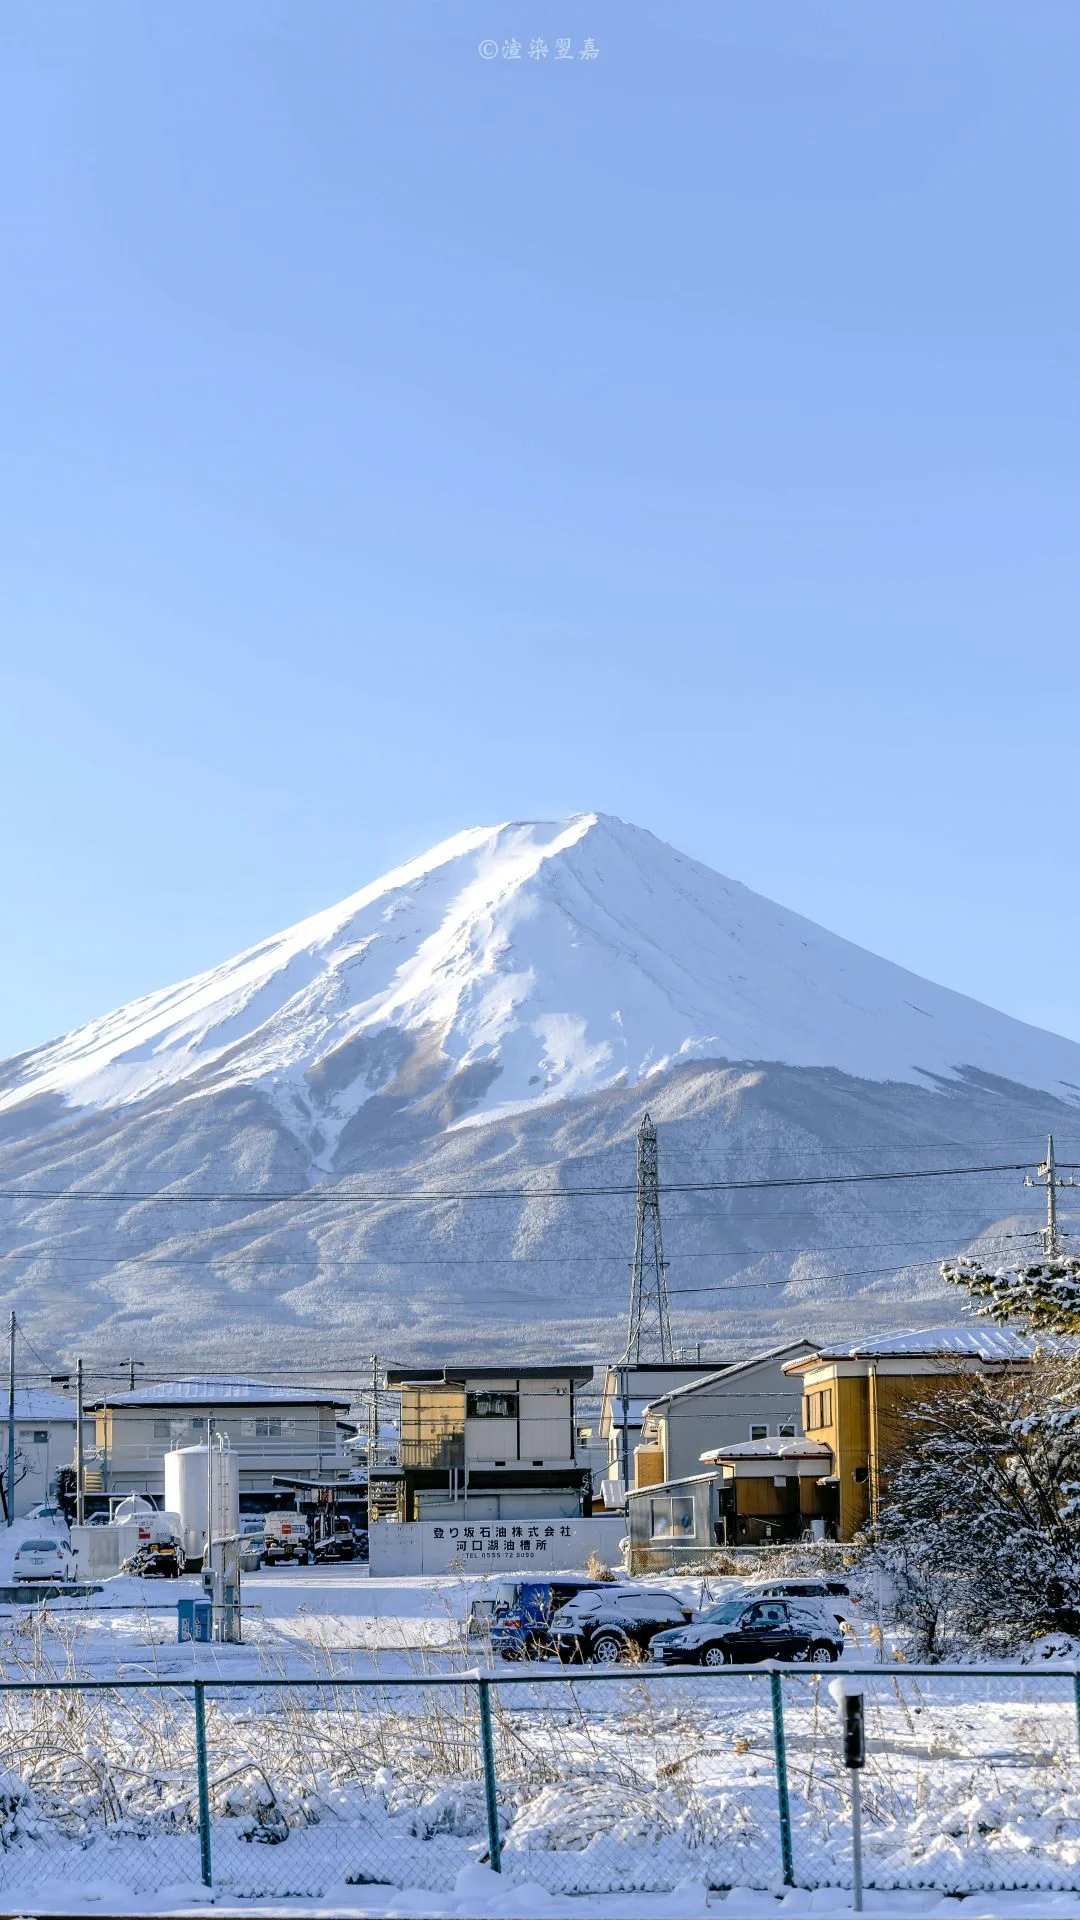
[782,1325,1036,1539]
[626,1325,1037,1558]
[0,1389,91,1518]
[86,1378,354,1506]
[632,1342,817,1489]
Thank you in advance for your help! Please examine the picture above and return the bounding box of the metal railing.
[0,1663,1078,1904]
[398,1436,465,1469]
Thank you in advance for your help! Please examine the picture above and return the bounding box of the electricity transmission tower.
[1025,1133,1079,1256]
[624,1112,673,1361]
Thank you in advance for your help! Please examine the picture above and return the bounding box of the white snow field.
[2,813,1080,1363]
[2,1560,1080,1916]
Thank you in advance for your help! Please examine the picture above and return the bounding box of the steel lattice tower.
[624,1111,673,1361]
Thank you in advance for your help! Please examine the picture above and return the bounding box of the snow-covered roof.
[0,1390,80,1423]
[786,1325,1036,1366]
[90,1377,349,1409]
[700,1437,834,1463]
[644,1342,817,1410]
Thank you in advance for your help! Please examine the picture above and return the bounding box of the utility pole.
[76,1357,85,1526]
[1025,1134,1078,1257]
[369,1353,379,1468]
[6,1313,15,1529]
[120,1357,144,1393]
[624,1112,673,1363]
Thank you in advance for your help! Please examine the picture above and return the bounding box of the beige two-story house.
[86,1377,353,1505]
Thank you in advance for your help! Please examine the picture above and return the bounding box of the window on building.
[154,1420,172,1439]
[18,1428,49,1444]
[778,1422,796,1438]
[750,1423,768,1441]
[240,1415,293,1439]
[466,1391,518,1419]
[649,1494,695,1540]
[804,1389,833,1431]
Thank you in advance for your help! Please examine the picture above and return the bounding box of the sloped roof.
[0,1390,80,1423]
[784,1326,1035,1368]
[701,1437,833,1463]
[644,1342,818,1411]
[89,1376,349,1410]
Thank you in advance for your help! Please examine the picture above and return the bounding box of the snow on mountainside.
[3,814,1080,1367]
[3,813,1080,1164]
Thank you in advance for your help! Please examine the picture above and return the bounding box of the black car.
[651,1597,844,1666]
[550,1586,693,1664]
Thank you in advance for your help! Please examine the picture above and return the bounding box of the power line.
[0,1227,1045,1273]
[0,1160,1063,1207]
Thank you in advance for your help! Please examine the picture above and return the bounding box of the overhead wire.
[0,1159,1070,1207]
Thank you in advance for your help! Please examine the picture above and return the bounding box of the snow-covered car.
[550,1586,692,1664]
[25,1502,68,1527]
[12,1537,76,1583]
[650,1597,844,1666]
[737,1577,858,1620]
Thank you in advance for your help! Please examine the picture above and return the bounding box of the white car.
[13,1537,76,1583]
[25,1502,68,1526]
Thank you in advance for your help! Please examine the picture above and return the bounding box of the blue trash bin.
[177,1597,213,1643]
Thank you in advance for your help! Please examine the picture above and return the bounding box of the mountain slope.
[3,814,1079,1163]
[1,814,1078,1369]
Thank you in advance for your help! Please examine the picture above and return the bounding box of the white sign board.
[368,1516,626,1577]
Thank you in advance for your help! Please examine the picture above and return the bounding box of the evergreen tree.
[941,1252,1080,1335]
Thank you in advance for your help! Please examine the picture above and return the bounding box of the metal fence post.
[1074,1673,1080,1756]
[477,1677,502,1872]
[769,1669,795,1887]
[193,1681,213,1888]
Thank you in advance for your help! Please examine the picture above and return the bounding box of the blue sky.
[2,0,1078,1057]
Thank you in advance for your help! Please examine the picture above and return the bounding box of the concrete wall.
[369,1515,626,1577]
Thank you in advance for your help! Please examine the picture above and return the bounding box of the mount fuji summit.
[2,814,1079,1367]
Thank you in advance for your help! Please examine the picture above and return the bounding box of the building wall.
[654,1358,807,1483]
[400,1379,578,1470]
[11,1421,84,1515]
[798,1360,1011,1539]
[95,1404,346,1494]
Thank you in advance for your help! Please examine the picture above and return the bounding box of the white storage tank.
[164,1443,240,1567]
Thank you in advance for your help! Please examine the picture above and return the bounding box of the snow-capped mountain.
[4,813,1079,1150]
[2,813,1079,1370]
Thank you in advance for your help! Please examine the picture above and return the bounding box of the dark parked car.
[651,1597,844,1666]
[490,1577,611,1660]
[550,1586,693,1664]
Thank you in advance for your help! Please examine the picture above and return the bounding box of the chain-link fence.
[0,1666,1077,1905]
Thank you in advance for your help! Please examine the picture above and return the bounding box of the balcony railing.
[398,1437,465,1470]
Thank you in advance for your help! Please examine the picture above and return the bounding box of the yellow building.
[783,1326,1033,1539]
